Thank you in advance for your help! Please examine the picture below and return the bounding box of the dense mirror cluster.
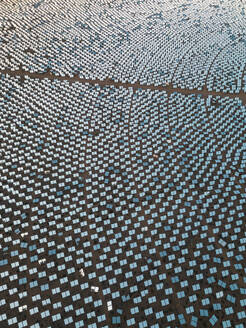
[0,0,246,91]
[0,0,246,328]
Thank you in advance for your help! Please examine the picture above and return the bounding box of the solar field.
[0,0,246,327]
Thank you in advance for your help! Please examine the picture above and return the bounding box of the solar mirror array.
[0,0,246,327]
